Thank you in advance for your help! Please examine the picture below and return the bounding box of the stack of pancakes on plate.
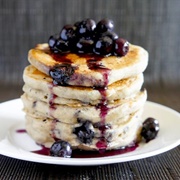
[21,43,148,150]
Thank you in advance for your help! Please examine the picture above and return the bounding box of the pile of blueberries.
[48,18,129,57]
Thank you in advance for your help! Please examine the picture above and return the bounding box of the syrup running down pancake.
[23,65,144,105]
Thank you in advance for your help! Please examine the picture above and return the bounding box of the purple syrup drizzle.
[49,93,57,110]
[16,129,27,133]
[86,57,110,150]
[31,143,138,158]
[48,83,59,141]
[48,83,57,116]
[72,143,138,158]
[96,72,110,149]
[51,53,72,64]
[16,129,138,158]
[32,146,50,156]
[95,88,109,150]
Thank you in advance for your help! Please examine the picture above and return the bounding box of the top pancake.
[28,43,148,87]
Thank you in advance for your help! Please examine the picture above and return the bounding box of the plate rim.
[0,99,179,166]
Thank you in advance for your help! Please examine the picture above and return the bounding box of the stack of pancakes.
[21,43,148,150]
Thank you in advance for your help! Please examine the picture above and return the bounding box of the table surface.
[0,85,179,180]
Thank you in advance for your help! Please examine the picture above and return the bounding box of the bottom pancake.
[25,109,143,150]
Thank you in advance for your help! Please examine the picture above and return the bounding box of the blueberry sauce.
[95,88,109,150]
[50,53,72,64]
[96,138,108,150]
[49,93,57,110]
[95,74,110,149]
[16,129,27,133]
[72,143,138,158]
[16,129,138,158]
[31,143,138,158]
[48,83,57,116]
[32,146,50,156]
[87,58,105,70]
[86,57,110,150]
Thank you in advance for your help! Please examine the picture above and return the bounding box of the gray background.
[0,1,180,179]
[0,0,180,105]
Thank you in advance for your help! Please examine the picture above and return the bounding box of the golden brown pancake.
[28,43,148,87]
[23,65,144,105]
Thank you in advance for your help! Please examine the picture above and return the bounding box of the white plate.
[0,99,179,166]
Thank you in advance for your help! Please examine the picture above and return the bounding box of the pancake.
[21,90,147,124]
[23,65,144,104]
[28,43,148,87]
[25,109,143,150]
[22,34,149,152]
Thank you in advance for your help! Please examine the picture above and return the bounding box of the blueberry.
[48,36,70,54]
[48,19,129,58]
[50,140,72,158]
[48,35,57,48]
[96,19,114,33]
[49,64,75,85]
[48,34,60,49]
[73,121,94,144]
[60,24,76,41]
[101,31,118,40]
[76,38,94,53]
[74,21,81,28]
[141,117,160,142]
[76,18,96,38]
[51,48,60,54]
[93,36,113,56]
[55,39,70,53]
[114,38,129,56]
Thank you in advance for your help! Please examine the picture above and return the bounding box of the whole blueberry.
[93,36,113,56]
[73,121,94,144]
[74,21,81,28]
[76,38,94,53]
[76,18,96,38]
[55,39,70,53]
[48,35,57,48]
[101,31,118,40]
[50,140,72,158]
[141,117,160,142]
[49,64,75,85]
[60,24,76,41]
[114,38,129,56]
[95,19,114,33]
[48,34,60,52]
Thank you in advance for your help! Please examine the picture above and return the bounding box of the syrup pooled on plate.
[31,144,138,158]
[16,129,27,133]
[16,129,138,158]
